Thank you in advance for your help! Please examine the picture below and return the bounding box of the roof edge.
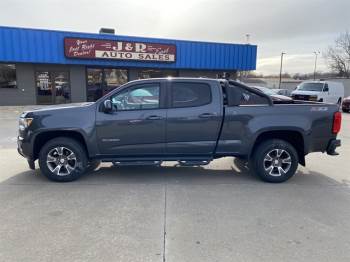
[0,25,257,47]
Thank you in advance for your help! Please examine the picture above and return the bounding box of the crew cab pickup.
[17,78,342,183]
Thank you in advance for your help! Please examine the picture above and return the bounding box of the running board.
[107,159,212,167]
[176,160,211,167]
[100,155,213,162]
[111,160,211,167]
[112,161,162,167]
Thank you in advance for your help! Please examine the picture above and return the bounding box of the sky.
[0,0,349,75]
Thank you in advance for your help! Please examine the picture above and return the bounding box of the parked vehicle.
[342,96,350,112]
[249,85,293,102]
[18,78,341,183]
[291,81,344,104]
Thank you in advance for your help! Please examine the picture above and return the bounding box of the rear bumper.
[326,139,341,155]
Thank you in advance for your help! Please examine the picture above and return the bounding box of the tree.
[324,31,350,78]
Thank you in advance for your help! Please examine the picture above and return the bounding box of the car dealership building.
[0,26,257,105]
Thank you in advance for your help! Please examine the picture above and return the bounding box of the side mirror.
[103,100,113,113]
[323,87,329,92]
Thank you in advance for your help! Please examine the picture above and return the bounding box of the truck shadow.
[2,157,350,187]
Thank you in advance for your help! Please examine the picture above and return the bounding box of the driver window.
[323,83,329,92]
[111,84,160,111]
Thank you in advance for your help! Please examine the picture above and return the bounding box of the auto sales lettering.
[64,38,176,62]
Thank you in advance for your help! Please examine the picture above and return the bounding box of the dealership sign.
[64,38,176,62]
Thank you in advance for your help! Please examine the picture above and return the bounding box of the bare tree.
[324,31,350,78]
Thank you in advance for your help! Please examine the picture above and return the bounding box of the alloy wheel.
[46,146,77,176]
[263,148,292,177]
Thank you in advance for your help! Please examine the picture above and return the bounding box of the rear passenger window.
[238,88,269,105]
[171,82,211,108]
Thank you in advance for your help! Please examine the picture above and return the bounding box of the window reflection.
[111,84,160,111]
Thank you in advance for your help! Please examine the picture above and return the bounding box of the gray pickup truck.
[17,78,342,183]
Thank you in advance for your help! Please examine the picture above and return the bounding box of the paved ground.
[0,106,349,262]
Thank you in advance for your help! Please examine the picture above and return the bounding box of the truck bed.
[216,101,340,158]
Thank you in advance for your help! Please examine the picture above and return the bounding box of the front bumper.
[17,136,33,159]
[326,139,341,156]
[17,136,25,156]
[17,136,35,169]
[292,95,318,101]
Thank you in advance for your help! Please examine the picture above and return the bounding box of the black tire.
[38,137,88,182]
[252,139,299,183]
[233,157,249,171]
[86,160,101,172]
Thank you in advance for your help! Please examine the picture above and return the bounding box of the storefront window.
[104,68,128,93]
[138,69,178,79]
[36,71,70,104]
[87,68,128,102]
[0,64,17,88]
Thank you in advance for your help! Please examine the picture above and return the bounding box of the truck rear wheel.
[38,137,88,182]
[252,139,299,183]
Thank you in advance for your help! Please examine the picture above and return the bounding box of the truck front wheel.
[252,139,299,183]
[38,137,88,182]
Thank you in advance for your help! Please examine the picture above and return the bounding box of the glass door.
[86,68,128,102]
[36,71,70,104]
[86,68,103,102]
[53,72,70,104]
[36,71,52,105]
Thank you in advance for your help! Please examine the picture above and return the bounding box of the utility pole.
[245,34,250,44]
[279,52,286,89]
[313,51,320,80]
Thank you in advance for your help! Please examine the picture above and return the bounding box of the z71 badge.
[311,107,328,111]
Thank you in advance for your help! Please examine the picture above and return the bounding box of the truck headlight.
[309,95,318,101]
[19,117,33,130]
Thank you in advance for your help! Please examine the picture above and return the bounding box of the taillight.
[332,112,342,134]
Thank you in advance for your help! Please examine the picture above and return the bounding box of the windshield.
[297,83,324,92]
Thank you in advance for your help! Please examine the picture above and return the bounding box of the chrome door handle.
[129,119,143,123]
[146,115,163,120]
[199,113,216,118]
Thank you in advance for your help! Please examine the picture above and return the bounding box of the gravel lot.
[0,106,349,262]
